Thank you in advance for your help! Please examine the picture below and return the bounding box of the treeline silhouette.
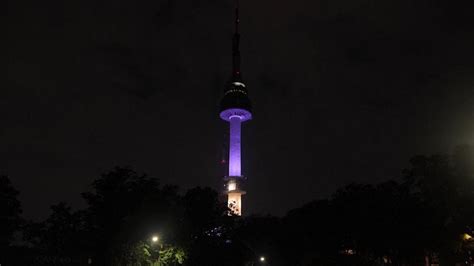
[1,146,474,265]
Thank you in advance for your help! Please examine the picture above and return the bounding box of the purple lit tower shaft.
[229,116,242,177]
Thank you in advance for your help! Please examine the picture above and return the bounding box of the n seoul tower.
[220,0,252,216]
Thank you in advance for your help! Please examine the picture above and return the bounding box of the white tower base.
[228,192,243,216]
[225,178,246,216]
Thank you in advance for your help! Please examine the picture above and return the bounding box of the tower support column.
[229,116,242,177]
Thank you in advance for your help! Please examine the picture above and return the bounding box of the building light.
[232,82,246,87]
[228,182,237,191]
[341,249,355,255]
[463,233,473,241]
[224,88,247,95]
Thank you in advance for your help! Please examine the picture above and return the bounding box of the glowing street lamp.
[259,256,266,262]
[151,235,159,243]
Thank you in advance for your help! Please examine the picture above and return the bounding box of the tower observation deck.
[220,0,252,216]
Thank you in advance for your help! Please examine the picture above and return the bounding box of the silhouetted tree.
[403,147,474,264]
[236,215,281,265]
[0,175,22,251]
[11,146,474,265]
[80,166,183,265]
[23,202,88,265]
[0,175,23,266]
[182,187,246,266]
[182,187,227,238]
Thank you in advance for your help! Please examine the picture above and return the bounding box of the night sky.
[5,0,474,220]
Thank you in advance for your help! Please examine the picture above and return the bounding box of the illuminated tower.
[220,0,252,216]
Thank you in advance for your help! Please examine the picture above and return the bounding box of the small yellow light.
[152,235,159,242]
[228,182,236,191]
[259,256,265,262]
[463,233,472,241]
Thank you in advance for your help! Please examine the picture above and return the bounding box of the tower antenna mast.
[232,0,241,80]
[235,0,240,34]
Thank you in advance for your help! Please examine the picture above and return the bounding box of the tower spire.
[235,0,240,34]
[232,0,241,81]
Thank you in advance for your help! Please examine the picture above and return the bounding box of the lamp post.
[149,234,162,266]
[248,255,267,265]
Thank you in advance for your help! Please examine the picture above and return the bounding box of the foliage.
[79,167,183,264]
[233,146,474,265]
[157,245,186,265]
[111,241,152,266]
[23,202,86,257]
[9,146,474,265]
[0,175,22,249]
